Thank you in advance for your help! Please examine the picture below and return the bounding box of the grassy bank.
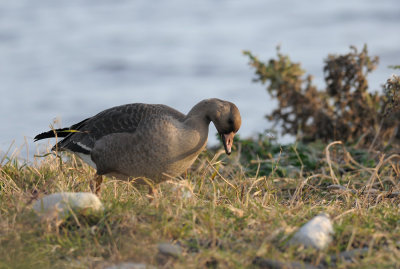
[0,138,400,268]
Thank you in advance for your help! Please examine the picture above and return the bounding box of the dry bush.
[244,45,400,147]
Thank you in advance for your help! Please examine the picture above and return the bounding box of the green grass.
[1,138,400,268]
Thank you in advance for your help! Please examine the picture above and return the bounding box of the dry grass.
[1,139,400,268]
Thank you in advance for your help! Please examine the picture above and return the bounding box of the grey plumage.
[34,98,241,189]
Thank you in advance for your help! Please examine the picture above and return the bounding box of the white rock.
[105,262,149,269]
[289,213,334,250]
[33,192,104,218]
[181,189,193,199]
[170,182,194,200]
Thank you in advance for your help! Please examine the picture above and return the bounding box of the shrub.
[244,45,400,147]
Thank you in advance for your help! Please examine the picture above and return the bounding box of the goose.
[34,98,241,193]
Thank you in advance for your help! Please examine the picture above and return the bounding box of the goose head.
[207,99,242,155]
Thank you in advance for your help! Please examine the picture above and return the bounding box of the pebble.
[289,213,334,250]
[157,243,182,258]
[32,192,104,219]
[253,257,319,269]
[105,262,150,269]
[329,248,369,263]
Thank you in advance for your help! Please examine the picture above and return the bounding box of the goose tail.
[34,128,72,142]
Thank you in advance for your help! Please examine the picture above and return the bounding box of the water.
[1,0,399,159]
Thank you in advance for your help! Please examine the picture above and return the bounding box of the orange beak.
[221,132,235,155]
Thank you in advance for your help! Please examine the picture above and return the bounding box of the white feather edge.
[77,141,92,151]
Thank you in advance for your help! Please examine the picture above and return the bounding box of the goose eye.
[228,118,234,125]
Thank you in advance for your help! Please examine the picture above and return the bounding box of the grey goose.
[34,98,242,193]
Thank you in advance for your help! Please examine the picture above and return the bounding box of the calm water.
[1,0,400,158]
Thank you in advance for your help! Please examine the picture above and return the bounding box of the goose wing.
[54,103,184,155]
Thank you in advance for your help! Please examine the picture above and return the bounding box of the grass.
[0,137,400,268]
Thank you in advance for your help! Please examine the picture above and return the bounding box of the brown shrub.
[244,45,400,147]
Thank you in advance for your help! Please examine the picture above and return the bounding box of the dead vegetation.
[0,139,400,268]
[244,45,400,147]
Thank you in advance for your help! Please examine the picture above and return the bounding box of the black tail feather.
[34,117,91,142]
[34,128,71,141]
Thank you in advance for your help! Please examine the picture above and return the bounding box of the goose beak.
[221,132,235,155]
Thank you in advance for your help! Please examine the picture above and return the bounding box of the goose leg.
[91,173,103,194]
[147,185,159,200]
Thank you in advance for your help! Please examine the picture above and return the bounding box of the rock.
[104,262,151,269]
[181,189,193,199]
[289,213,334,250]
[329,248,368,263]
[253,257,320,269]
[327,184,355,194]
[157,243,182,258]
[32,192,104,219]
[171,182,194,200]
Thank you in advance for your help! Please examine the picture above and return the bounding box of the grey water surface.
[1,0,399,159]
